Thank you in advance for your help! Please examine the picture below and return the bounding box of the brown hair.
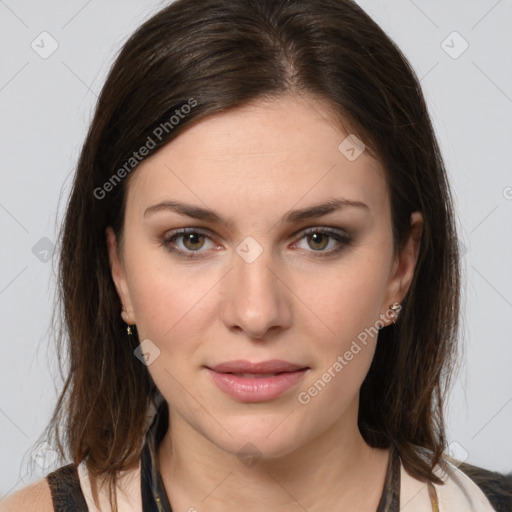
[34,0,460,508]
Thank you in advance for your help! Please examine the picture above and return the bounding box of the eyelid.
[299,226,350,239]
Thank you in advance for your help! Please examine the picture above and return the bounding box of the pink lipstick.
[206,359,309,403]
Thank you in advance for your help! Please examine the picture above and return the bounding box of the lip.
[205,360,309,403]
[208,359,306,374]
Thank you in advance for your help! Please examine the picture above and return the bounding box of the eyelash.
[161,227,352,259]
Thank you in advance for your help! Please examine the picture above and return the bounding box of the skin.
[107,93,423,511]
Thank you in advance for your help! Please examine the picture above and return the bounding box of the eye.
[162,228,217,258]
[293,227,351,256]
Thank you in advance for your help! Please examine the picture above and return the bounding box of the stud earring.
[389,302,401,324]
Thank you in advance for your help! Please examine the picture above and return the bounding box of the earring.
[121,305,134,335]
[389,302,401,324]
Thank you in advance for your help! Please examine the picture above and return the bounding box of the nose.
[220,247,292,340]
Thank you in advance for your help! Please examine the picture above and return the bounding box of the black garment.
[46,463,88,511]
[46,399,401,511]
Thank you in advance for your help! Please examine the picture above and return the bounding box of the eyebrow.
[144,197,369,227]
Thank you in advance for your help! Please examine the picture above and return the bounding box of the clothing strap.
[376,444,401,512]
[427,481,440,512]
[141,399,174,511]
[46,463,88,512]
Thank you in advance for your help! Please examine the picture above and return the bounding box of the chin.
[220,435,302,463]
[200,414,308,461]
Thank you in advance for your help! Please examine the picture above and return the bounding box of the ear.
[106,227,135,325]
[381,211,423,323]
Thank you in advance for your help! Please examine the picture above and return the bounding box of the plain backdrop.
[1,0,511,497]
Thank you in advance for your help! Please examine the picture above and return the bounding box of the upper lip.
[207,359,308,374]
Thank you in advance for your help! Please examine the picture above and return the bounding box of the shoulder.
[433,459,498,510]
[456,460,512,512]
[400,458,499,511]
[428,457,512,512]
[0,478,53,512]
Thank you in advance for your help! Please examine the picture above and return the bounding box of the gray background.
[1,0,511,497]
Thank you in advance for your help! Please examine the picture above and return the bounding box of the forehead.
[126,94,388,219]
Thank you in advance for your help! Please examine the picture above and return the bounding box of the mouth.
[205,360,309,403]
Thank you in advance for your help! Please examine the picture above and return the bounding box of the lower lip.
[206,368,308,403]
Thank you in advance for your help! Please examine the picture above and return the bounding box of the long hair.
[35,0,460,508]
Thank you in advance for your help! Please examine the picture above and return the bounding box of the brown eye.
[182,232,205,251]
[306,232,330,251]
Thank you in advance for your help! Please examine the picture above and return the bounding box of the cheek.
[287,253,391,404]
[292,276,381,429]
[125,259,220,407]
[124,246,223,357]
[287,256,390,348]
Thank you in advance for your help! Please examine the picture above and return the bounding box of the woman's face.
[108,94,422,459]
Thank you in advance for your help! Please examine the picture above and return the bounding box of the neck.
[157,400,390,512]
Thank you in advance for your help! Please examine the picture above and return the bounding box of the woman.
[1,0,507,510]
